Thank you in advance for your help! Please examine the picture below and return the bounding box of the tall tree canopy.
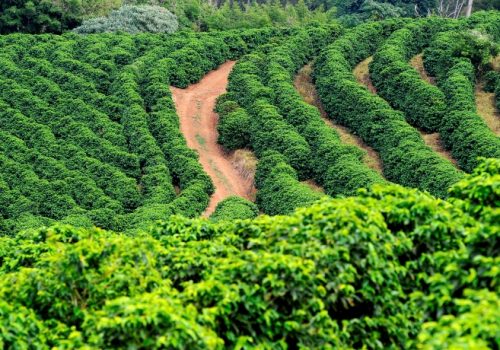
[0,0,81,34]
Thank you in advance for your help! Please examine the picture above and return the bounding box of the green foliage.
[370,19,454,131]
[0,300,48,348]
[262,26,387,197]
[416,289,500,349]
[0,27,284,231]
[255,151,324,215]
[215,98,251,151]
[422,26,500,172]
[483,70,500,92]
[448,157,500,220]
[0,0,81,34]
[185,0,335,32]
[84,292,223,348]
[210,196,259,221]
[1,16,499,348]
[315,20,464,198]
[0,159,497,348]
[423,30,496,80]
[74,5,179,34]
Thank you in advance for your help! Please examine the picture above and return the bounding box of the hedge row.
[0,99,142,216]
[0,28,284,229]
[216,94,321,215]
[254,151,324,215]
[315,21,464,198]
[467,11,500,111]
[262,27,387,196]
[465,10,500,41]
[423,30,500,172]
[369,19,454,131]
[221,52,325,214]
[0,75,140,178]
[126,54,214,226]
[0,159,497,348]
[109,64,176,206]
[227,55,313,179]
[0,130,120,214]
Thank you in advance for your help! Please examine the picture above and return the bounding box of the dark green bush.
[255,151,323,215]
[216,105,251,151]
[315,21,463,198]
[423,30,500,171]
[210,196,259,222]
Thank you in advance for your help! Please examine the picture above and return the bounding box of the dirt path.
[294,63,384,175]
[475,83,500,136]
[353,57,378,93]
[410,54,436,85]
[170,61,256,216]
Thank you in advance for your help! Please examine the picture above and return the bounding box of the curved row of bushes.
[220,25,386,215]
[0,74,140,178]
[0,28,285,230]
[263,26,387,196]
[369,18,454,131]
[210,196,259,222]
[370,16,500,172]
[216,93,322,215]
[110,65,176,207]
[314,21,464,198]
[421,30,500,172]
[0,100,141,217]
[221,52,326,214]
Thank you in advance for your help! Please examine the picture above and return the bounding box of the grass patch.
[301,179,324,193]
[195,133,207,150]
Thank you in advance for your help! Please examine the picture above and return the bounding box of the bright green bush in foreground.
[0,158,498,349]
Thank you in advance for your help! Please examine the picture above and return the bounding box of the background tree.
[74,5,178,33]
[0,0,81,34]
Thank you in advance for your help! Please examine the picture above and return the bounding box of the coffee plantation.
[0,8,499,349]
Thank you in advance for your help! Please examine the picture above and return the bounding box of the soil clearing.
[171,61,256,216]
[295,62,384,175]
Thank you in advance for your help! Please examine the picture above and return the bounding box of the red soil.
[170,61,256,216]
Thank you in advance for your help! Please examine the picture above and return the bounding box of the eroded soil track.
[170,61,255,216]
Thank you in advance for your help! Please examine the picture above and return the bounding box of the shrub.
[83,292,222,349]
[315,21,463,198]
[255,151,323,215]
[423,30,500,171]
[0,159,497,348]
[370,21,452,131]
[210,196,259,222]
[217,107,251,151]
[0,0,81,34]
[74,6,179,34]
